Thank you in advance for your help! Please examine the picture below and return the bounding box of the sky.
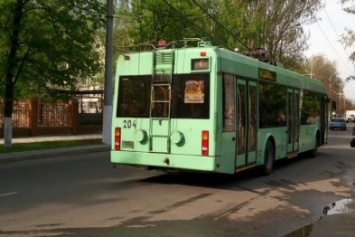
[303,0,355,101]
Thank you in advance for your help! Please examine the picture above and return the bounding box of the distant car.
[346,117,354,123]
[329,118,347,130]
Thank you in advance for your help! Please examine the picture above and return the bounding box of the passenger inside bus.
[307,111,320,124]
[277,112,287,126]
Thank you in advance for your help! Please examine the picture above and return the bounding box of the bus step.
[151,99,170,103]
[287,152,298,159]
[152,84,171,87]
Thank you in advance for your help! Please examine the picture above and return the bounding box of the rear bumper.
[111,150,218,173]
[329,125,346,129]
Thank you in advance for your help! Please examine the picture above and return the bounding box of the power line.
[188,0,251,50]
[324,9,341,38]
[161,0,233,51]
[315,22,343,61]
[312,5,355,78]
[324,8,354,66]
[315,21,354,75]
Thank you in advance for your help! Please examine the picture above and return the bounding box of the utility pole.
[334,91,345,117]
[102,0,114,145]
[310,57,321,79]
[328,72,336,93]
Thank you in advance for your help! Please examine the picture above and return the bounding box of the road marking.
[0,192,18,198]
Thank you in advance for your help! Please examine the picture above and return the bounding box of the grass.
[0,139,103,154]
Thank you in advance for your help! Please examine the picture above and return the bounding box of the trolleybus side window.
[249,85,257,152]
[300,90,321,125]
[237,83,246,154]
[116,76,151,118]
[171,73,210,119]
[259,82,286,128]
[223,74,235,132]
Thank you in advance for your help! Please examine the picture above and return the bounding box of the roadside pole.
[102,0,114,145]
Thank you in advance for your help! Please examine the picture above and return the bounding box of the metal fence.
[0,90,104,129]
[0,101,30,128]
[38,101,70,127]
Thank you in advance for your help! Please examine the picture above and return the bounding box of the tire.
[262,140,275,175]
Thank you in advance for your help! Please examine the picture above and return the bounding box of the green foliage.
[114,0,210,47]
[113,0,322,71]
[0,0,105,100]
[217,0,322,67]
[339,1,355,81]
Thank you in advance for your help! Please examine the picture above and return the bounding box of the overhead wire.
[315,22,345,64]
[315,8,354,76]
[187,0,251,51]
[324,9,341,38]
[160,0,233,51]
[324,8,354,67]
[120,0,354,76]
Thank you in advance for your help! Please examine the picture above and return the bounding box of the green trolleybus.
[111,39,330,174]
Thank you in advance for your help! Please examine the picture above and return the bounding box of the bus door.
[247,81,257,164]
[221,74,237,173]
[287,89,299,155]
[235,79,257,168]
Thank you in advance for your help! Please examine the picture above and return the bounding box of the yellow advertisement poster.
[184,80,204,103]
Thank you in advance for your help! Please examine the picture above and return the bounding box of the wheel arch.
[260,133,275,164]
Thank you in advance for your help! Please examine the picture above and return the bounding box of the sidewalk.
[0,134,110,164]
[12,133,103,143]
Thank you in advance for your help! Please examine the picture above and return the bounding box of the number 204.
[123,120,136,129]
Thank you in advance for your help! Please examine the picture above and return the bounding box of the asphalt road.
[1,127,355,237]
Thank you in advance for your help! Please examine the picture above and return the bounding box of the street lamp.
[334,91,345,117]
[309,57,321,79]
[328,72,337,92]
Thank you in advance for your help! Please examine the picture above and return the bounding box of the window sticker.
[184,80,205,103]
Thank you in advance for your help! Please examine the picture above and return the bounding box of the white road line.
[0,192,18,198]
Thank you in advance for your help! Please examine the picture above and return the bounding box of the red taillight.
[115,127,121,150]
[201,130,209,156]
[157,39,167,48]
[200,51,207,57]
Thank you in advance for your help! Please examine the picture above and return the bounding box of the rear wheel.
[262,140,275,175]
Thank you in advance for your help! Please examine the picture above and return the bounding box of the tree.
[0,0,105,147]
[113,0,322,72]
[309,55,341,90]
[340,0,355,81]
[307,55,350,115]
[113,0,227,48]
[214,0,322,71]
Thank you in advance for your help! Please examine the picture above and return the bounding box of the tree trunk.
[4,82,14,147]
[3,0,25,147]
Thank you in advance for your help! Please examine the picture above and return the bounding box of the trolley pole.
[102,0,114,145]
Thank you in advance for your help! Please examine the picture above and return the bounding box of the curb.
[0,144,110,164]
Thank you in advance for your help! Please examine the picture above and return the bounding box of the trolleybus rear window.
[171,74,210,119]
[116,74,210,119]
[116,76,151,117]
